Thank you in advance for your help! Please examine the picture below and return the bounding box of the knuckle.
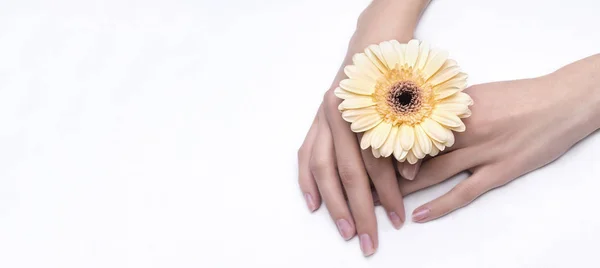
[488,178,507,190]
[309,157,331,175]
[455,183,480,204]
[323,89,340,108]
[463,115,490,137]
[337,164,361,187]
[297,145,309,158]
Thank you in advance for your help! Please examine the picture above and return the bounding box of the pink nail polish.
[402,161,421,180]
[336,219,354,240]
[388,212,403,229]
[359,234,375,256]
[304,193,316,212]
[412,207,430,222]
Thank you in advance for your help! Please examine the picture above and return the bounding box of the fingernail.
[304,193,316,212]
[402,162,421,180]
[412,207,430,222]
[359,234,375,256]
[388,212,403,229]
[336,219,354,240]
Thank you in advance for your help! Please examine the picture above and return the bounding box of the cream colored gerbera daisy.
[335,39,473,164]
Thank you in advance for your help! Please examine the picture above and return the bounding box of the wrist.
[593,85,600,131]
[563,54,600,130]
[352,0,430,49]
[331,0,430,90]
[548,54,600,132]
[358,0,430,25]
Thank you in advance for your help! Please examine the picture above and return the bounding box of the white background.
[1,0,600,267]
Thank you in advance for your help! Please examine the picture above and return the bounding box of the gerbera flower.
[335,39,473,164]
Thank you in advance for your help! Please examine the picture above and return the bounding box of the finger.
[397,159,422,181]
[361,148,405,229]
[411,164,509,223]
[398,148,481,197]
[298,109,322,212]
[310,106,356,241]
[324,90,378,256]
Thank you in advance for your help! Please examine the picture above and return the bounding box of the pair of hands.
[297,16,600,256]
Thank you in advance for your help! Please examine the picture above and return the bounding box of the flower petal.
[366,45,388,73]
[371,121,393,149]
[398,124,415,150]
[415,124,432,155]
[445,131,455,147]
[339,78,375,95]
[435,103,470,115]
[458,109,472,118]
[379,125,398,157]
[405,39,420,68]
[393,138,409,161]
[395,151,409,162]
[434,72,468,90]
[432,110,463,128]
[415,41,430,70]
[412,139,425,159]
[432,139,446,151]
[440,92,474,106]
[421,118,449,143]
[334,87,359,100]
[372,147,381,158]
[339,96,375,110]
[422,49,449,81]
[379,41,401,70]
[439,59,457,71]
[427,66,461,86]
[449,121,466,132]
[391,40,406,66]
[435,86,463,100]
[429,144,440,157]
[352,53,383,80]
[351,113,383,132]
[406,150,418,164]
[344,65,377,83]
[341,106,378,122]
[361,129,375,150]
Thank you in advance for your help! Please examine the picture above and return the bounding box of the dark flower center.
[393,91,414,106]
[387,81,422,113]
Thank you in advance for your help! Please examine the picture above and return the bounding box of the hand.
[297,0,430,256]
[397,54,600,222]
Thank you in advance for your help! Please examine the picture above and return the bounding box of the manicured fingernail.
[412,207,430,222]
[336,219,353,240]
[304,193,316,212]
[388,212,403,229]
[402,162,420,180]
[359,234,375,256]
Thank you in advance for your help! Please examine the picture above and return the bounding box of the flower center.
[394,91,413,106]
[372,67,434,126]
[387,81,422,114]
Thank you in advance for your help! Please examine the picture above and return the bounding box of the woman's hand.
[297,0,430,256]
[398,54,600,222]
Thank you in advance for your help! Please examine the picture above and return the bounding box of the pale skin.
[297,0,600,256]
